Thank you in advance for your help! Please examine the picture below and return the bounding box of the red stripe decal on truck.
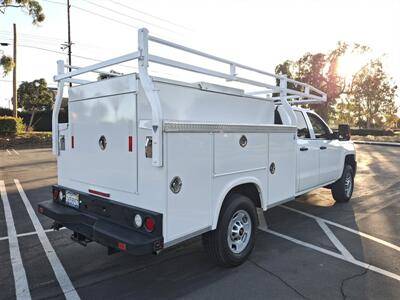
[88,189,110,198]
[128,136,133,152]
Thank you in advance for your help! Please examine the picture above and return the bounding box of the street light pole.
[12,23,17,117]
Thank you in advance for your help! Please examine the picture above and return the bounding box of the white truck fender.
[211,176,265,230]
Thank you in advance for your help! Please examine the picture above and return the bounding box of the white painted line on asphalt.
[0,227,67,242]
[0,181,31,299]
[258,225,400,282]
[316,219,354,261]
[6,149,12,155]
[281,205,400,252]
[14,179,81,300]
[12,149,20,155]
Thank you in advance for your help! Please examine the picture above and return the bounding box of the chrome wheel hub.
[344,172,352,197]
[227,210,252,254]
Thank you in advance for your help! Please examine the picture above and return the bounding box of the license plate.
[65,191,79,208]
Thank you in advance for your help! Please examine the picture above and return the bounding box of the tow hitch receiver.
[71,232,92,247]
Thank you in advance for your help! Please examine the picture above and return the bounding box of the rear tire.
[331,164,354,203]
[202,193,257,267]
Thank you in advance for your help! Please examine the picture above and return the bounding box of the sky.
[0,0,399,110]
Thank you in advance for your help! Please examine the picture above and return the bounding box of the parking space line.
[316,219,354,260]
[281,205,400,252]
[258,225,400,282]
[12,149,20,155]
[0,181,31,299]
[6,149,12,155]
[14,179,81,300]
[0,227,67,242]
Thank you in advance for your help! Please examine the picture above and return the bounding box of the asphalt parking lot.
[1,144,399,300]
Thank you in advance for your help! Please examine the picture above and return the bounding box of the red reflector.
[128,136,133,152]
[52,189,59,200]
[118,242,126,251]
[38,206,44,214]
[88,189,110,198]
[144,217,155,232]
[71,136,75,149]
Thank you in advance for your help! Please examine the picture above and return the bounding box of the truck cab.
[291,107,356,197]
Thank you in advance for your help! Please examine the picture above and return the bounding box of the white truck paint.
[41,28,356,266]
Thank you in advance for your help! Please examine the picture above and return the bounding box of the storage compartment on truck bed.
[60,75,138,195]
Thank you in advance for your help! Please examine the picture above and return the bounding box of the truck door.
[306,112,342,184]
[294,110,319,193]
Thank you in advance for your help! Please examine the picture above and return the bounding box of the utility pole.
[67,0,72,87]
[12,23,17,117]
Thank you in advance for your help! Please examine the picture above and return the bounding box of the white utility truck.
[39,28,356,267]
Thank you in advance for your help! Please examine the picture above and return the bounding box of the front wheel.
[331,164,354,203]
[202,193,257,267]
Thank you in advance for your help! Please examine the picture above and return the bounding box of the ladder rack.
[52,28,327,166]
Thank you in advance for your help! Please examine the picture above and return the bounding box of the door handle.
[320,146,327,150]
[300,147,308,151]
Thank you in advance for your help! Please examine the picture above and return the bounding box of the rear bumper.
[38,200,163,255]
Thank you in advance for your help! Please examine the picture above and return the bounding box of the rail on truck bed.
[52,27,327,167]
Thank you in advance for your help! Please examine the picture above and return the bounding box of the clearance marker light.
[128,136,133,152]
[118,242,127,251]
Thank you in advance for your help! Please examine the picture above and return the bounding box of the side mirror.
[338,124,351,141]
[330,132,340,140]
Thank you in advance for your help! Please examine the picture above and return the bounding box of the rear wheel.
[202,193,257,267]
[331,164,354,203]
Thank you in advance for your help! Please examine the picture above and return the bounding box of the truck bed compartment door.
[268,133,296,206]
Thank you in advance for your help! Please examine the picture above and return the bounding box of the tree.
[17,79,54,129]
[349,59,397,128]
[0,55,14,76]
[275,42,369,121]
[0,0,45,76]
[0,0,45,23]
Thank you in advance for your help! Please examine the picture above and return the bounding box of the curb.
[354,141,400,147]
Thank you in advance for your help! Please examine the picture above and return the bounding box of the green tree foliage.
[0,0,45,23]
[0,0,45,76]
[17,78,54,129]
[343,59,398,128]
[275,42,354,120]
[275,43,398,128]
[0,55,14,76]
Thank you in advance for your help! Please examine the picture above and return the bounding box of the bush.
[350,128,395,136]
[0,117,25,136]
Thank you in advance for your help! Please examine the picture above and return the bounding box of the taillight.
[144,217,155,232]
[53,189,59,201]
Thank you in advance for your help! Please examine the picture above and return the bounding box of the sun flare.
[337,53,371,81]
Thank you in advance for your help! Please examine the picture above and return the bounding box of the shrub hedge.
[0,116,25,136]
[0,107,68,131]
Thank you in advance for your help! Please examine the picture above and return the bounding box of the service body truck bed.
[39,28,356,266]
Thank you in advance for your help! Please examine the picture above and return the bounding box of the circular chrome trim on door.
[99,135,107,150]
[239,135,247,147]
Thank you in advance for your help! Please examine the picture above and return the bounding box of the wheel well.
[345,154,357,174]
[225,183,262,209]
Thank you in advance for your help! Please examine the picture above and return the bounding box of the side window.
[294,111,310,138]
[274,109,283,125]
[307,113,331,139]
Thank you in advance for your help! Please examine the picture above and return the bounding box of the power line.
[43,0,139,30]
[0,32,115,51]
[71,5,140,30]
[80,0,179,34]
[108,0,191,31]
